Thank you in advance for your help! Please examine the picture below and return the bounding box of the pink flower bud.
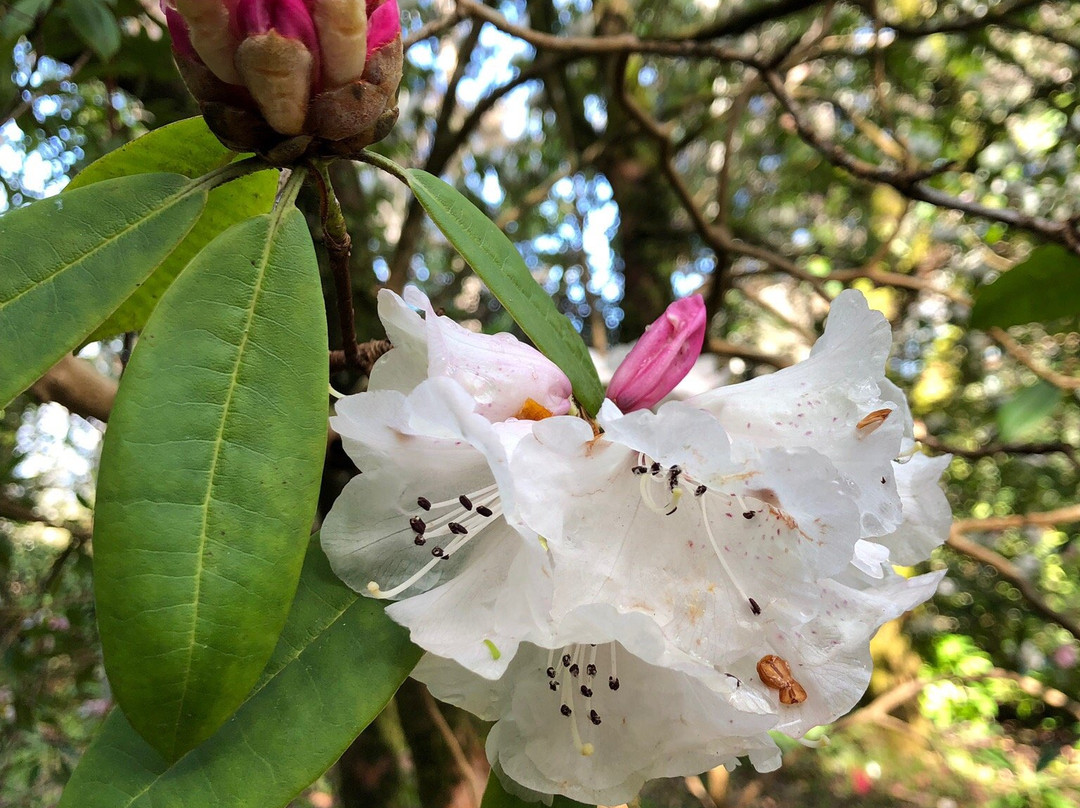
[607,295,707,412]
[166,0,403,158]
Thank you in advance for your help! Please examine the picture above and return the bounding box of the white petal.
[690,291,905,536]
[876,452,952,565]
[421,643,779,806]
[386,527,552,678]
[735,570,945,738]
[597,399,735,481]
[514,425,860,671]
[401,286,572,421]
[367,288,430,394]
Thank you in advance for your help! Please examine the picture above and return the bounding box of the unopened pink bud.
[607,295,707,412]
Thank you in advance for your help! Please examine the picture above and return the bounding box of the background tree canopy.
[2,0,1079,806]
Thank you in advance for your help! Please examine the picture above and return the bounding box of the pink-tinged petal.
[397,287,573,423]
[163,5,198,61]
[607,295,706,412]
[366,0,400,56]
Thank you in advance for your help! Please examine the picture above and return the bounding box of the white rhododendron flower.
[323,287,950,805]
[321,287,571,678]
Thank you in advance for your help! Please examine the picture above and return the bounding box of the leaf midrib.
[0,177,197,315]
[166,211,281,756]
[118,596,358,808]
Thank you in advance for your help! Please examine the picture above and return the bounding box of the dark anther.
[668,465,681,490]
[546,666,556,678]
[650,462,661,474]
[417,496,432,511]
[562,654,572,667]
[458,494,473,510]
[569,664,580,677]
[632,465,648,475]
[666,506,678,516]
[560,704,572,717]
[742,510,756,519]
[881,476,887,484]
[549,681,558,691]
[749,597,761,615]
[409,516,426,534]
[694,484,707,497]
[580,685,593,697]
[414,535,427,546]
[608,676,620,691]
[448,521,468,535]
[431,546,444,558]
[726,673,741,688]
[476,505,493,517]
[589,710,602,725]
[586,664,597,676]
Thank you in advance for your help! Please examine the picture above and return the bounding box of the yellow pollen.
[580,743,595,756]
[366,581,381,595]
[515,398,555,421]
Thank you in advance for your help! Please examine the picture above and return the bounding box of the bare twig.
[989,327,1080,391]
[836,665,1080,729]
[315,163,361,369]
[329,340,392,374]
[454,0,763,66]
[419,686,485,808]
[759,68,1077,248]
[28,354,118,422]
[404,10,465,51]
[948,504,1080,642]
[708,338,794,370]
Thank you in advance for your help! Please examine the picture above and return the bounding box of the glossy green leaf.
[996,379,1063,442]
[0,172,206,407]
[405,169,605,415]
[479,771,592,808]
[970,245,1080,330]
[68,117,278,343]
[62,0,120,59]
[93,206,329,761]
[59,538,421,808]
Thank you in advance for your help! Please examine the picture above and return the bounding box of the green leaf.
[479,772,592,808]
[61,0,120,59]
[68,117,278,343]
[59,538,421,808]
[0,173,206,407]
[93,206,329,761]
[996,379,1063,442]
[0,0,54,42]
[970,245,1080,330]
[405,169,605,415]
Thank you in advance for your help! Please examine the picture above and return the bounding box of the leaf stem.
[354,150,410,184]
[314,162,362,370]
[191,155,273,193]
[275,166,307,213]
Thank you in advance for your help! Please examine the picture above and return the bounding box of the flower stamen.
[699,494,757,614]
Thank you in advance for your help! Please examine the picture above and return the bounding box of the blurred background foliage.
[2,0,1080,806]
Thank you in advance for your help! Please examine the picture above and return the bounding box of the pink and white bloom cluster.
[322,287,951,805]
